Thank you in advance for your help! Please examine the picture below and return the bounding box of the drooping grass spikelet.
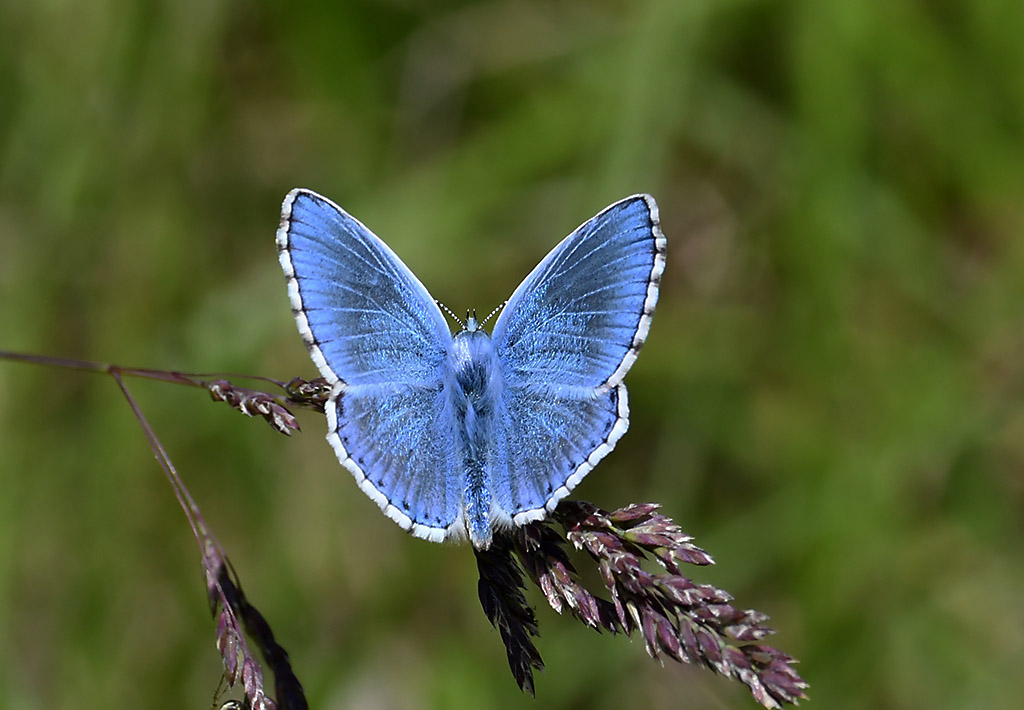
[474,536,545,696]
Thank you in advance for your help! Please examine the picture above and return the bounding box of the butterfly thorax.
[449,328,502,548]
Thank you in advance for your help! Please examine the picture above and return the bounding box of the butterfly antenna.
[480,301,506,328]
[435,300,465,328]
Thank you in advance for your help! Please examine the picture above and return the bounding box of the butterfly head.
[457,302,506,334]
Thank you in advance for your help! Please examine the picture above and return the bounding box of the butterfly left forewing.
[278,189,452,387]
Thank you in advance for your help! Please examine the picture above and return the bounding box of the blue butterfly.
[277,189,665,549]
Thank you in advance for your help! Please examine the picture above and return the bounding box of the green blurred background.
[2,1,1023,708]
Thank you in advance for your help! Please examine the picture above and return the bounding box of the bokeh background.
[1,1,1023,708]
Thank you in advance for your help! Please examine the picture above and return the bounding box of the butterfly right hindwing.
[489,383,628,525]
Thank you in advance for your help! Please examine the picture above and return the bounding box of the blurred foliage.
[1,0,1023,708]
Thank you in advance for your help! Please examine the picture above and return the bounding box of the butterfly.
[277,189,665,549]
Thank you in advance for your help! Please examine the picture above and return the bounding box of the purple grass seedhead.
[209,380,301,435]
[477,500,809,708]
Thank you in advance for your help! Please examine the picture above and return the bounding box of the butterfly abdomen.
[450,329,503,548]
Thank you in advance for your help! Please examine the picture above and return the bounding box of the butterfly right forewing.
[491,195,665,392]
